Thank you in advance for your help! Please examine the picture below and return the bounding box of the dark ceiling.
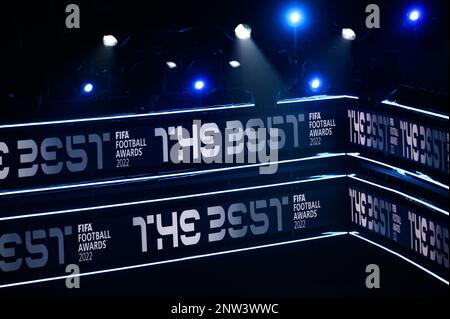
[1,0,448,121]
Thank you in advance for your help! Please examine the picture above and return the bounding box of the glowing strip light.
[349,232,448,285]
[0,103,254,129]
[347,175,448,216]
[0,153,346,197]
[0,231,348,289]
[347,153,449,190]
[277,95,358,105]
[0,174,346,221]
[382,100,449,120]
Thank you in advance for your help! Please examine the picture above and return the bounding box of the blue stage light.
[405,7,425,27]
[82,82,94,94]
[287,9,303,27]
[308,77,322,92]
[289,11,301,25]
[408,9,421,22]
[193,79,206,92]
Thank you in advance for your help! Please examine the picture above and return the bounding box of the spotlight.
[166,61,177,69]
[102,35,118,47]
[286,8,305,27]
[193,79,206,92]
[235,24,252,40]
[82,82,94,94]
[310,79,321,90]
[194,81,204,90]
[408,9,421,22]
[308,77,323,93]
[405,7,425,27]
[288,11,302,26]
[229,60,241,68]
[342,28,356,40]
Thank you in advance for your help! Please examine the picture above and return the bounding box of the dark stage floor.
[1,234,446,299]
